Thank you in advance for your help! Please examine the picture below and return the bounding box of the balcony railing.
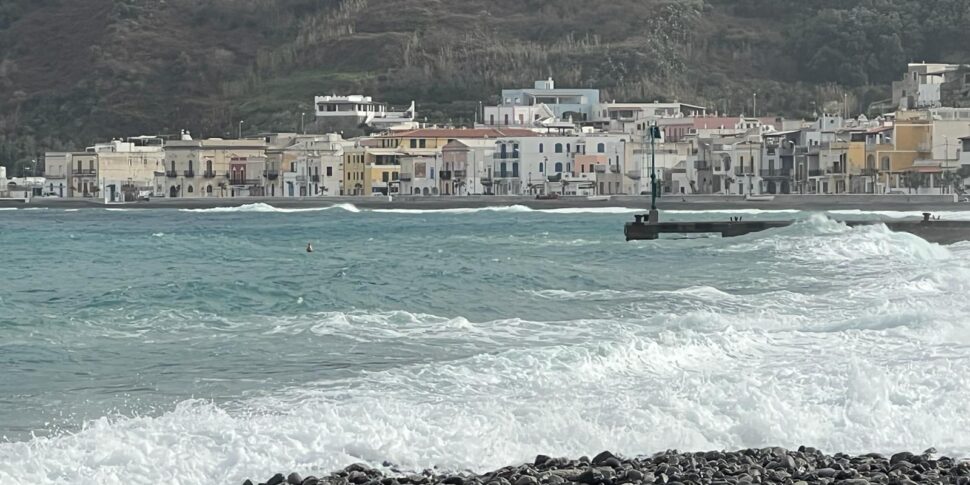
[184,170,195,178]
[165,171,178,178]
[453,170,467,178]
[203,171,217,178]
[439,171,452,180]
[493,152,520,160]
[73,169,96,176]
[312,174,320,182]
[759,169,792,178]
[399,173,413,181]
[808,169,825,177]
[230,178,261,186]
[860,168,879,177]
[264,171,279,180]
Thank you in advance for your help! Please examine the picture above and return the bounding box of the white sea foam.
[826,209,970,220]
[374,206,640,215]
[665,209,801,215]
[180,202,361,213]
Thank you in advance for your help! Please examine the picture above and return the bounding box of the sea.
[1,204,969,484]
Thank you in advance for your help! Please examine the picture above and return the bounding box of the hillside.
[1,0,969,172]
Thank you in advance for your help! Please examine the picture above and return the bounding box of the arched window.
[581,164,586,173]
[554,162,563,173]
[414,188,421,195]
[597,143,605,153]
[566,143,571,153]
[422,187,430,196]
[206,185,213,194]
[866,155,875,169]
[170,161,176,173]
[539,143,544,153]
[187,185,194,193]
[432,187,439,195]
[188,160,193,173]
[555,143,563,153]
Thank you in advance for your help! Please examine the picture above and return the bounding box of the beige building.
[161,136,268,198]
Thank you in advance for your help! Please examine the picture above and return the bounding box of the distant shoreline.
[0,194,964,212]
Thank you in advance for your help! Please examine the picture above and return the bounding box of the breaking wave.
[179,202,361,213]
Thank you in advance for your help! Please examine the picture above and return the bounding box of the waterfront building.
[89,137,166,202]
[161,135,268,198]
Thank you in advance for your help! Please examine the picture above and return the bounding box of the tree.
[902,171,928,194]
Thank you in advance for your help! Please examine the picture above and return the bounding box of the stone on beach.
[246,448,967,485]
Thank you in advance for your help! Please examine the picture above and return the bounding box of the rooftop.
[386,128,539,138]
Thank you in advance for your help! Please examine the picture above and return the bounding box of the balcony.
[760,169,792,178]
[73,169,96,177]
[694,160,710,170]
[203,171,217,178]
[625,170,641,180]
[230,178,261,186]
[453,170,467,178]
[493,152,520,160]
[439,171,452,180]
[296,175,308,182]
[399,173,413,182]
[165,171,178,178]
[184,170,195,178]
[480,177,493,186]
[860,168,879,177]
[312,174,321,182]
[264,171,279,180]
[808,169,825,177]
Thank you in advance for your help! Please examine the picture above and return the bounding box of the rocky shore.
[243,448,970,485]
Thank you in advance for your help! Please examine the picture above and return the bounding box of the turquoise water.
[1,205,969,484]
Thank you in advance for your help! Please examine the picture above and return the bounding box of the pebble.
[245,449,967,485]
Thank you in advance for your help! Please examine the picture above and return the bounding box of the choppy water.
[1,204,969,484]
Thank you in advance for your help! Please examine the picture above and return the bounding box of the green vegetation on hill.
[1,0,969,173]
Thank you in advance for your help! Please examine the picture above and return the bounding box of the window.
[327,166,333,177]
[881,157,891,171]
[77,160,82,172]
[291,162,295,172]
[567,144,571,153]
[597,143,605,153]
[512,162,519,177]
[171,161,176,172]
[206,185,212,193]
[206,160,212,173]
[187,185,194,193]
[392,172,399,180]
[539,143,544,153]
[188,160,193,172]
[382,172,389,182]
[555,143,563,153]
[581,165,585,173]
[89,160,95,171]
[489,115,495,125]
[410,139,417,148]
[539,162,544,173]
[419,139,426,148]
[504,114,509,125]
[554,162,563,173]
[500,162,507,176]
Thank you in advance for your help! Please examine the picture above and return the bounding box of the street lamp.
[301,112,306,135]
[238,120,245,139]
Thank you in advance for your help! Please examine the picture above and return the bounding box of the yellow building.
[343,146,368,195]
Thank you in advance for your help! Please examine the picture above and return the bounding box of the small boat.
[587,195,612,201]
[745,194,775,202]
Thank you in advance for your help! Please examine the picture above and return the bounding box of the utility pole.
[301,112,306,135]
[753,92,758,118]
[238,120,245,139]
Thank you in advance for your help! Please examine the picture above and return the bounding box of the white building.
[490,133,630,195]
[892,63,968,110]
[286,134,349,197]
[484,78,601,127]
[314,95,418,131]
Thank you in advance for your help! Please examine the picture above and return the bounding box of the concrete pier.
[625,212,970,245]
